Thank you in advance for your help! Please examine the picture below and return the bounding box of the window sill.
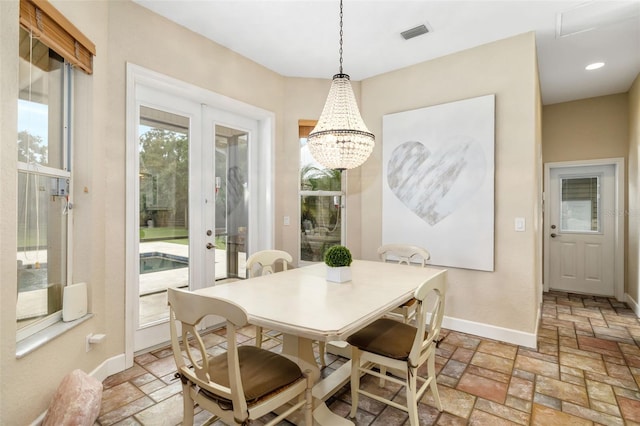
[16,313,94,359]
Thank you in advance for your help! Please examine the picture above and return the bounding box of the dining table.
[192,259,444,425]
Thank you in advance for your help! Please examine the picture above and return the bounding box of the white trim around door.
[125,63,275,366]
[543,158,625,301]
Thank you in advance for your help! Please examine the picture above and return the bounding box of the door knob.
[206,242,214,249]
[550,233,557,238]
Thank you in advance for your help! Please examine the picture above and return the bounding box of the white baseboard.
[624,293,640,317]
[89,353,128,382]
[30,353,127,426]
[442,315,538,348]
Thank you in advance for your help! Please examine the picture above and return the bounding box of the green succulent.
[324,245,352,267]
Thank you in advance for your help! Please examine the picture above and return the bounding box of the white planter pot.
[326,266,352,283]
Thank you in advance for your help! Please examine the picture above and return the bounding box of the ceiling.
[133,0,640,105]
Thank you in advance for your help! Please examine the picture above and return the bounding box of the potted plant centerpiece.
[324,245,353,283]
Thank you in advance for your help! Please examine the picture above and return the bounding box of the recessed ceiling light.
[585,62,605,70]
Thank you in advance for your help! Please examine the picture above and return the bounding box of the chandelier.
[307,0,375,170]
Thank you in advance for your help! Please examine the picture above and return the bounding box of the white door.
[133,88,205,351]
[126,65,273,358]
[202,107,257,282]
[130,89,258,352]
[547,164,615,295]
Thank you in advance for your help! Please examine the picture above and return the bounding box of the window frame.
[16,35,74,342]
[298,120,346,265]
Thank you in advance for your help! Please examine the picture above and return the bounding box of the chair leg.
[255,325,263,348]
[349,349,361,419]
[379,366,387,387]
[428,352,443,411]
[406,367,419,426]
[318,341,326,367]
[304,372,314,426]
[181,384,195,426]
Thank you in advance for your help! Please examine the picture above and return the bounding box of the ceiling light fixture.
[585,62,605,71]
[307,0,375,170]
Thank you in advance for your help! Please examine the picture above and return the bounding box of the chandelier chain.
[339,0,343,74]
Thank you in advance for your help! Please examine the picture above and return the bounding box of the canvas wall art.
[382,94,495,271]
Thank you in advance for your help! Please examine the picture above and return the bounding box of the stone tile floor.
[98,291,640,425]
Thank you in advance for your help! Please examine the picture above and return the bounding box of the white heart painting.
[382,94,495,271]
[387,137,486,226]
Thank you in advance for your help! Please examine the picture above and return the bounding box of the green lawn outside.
[140,226,227,249]
[140,226,188,245]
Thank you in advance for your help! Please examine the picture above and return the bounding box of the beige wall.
[1,1,111,422]
[628,74,640,307]
[1,0,286,422]
[0,0,20,419]
[358,32,542,335]
[0,3,553,423]
[542,93,630,300]
[542,93,629,164]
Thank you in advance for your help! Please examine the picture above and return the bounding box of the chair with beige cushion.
[167,287,313,426]
[377,244,431,323]
[347,269,447,426]
[246,249,326,366]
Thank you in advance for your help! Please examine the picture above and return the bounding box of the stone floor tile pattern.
[98,291,640,425]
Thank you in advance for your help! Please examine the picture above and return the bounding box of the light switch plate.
[515,217,525,232]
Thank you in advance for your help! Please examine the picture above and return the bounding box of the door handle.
[206,242,214,249]
[550,233,557,238]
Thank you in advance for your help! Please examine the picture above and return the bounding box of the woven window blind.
[19,0,95,74]
[299,120,318,138]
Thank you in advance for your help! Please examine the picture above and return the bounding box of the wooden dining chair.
[167,287,313,426]
[246,249,291,350]
[377,244,431,323]
[246,249,327,367]
[347,269,447,426]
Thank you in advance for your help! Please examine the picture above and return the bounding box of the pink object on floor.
[43,369,103,426]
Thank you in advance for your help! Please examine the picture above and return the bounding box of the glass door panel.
[560,176,600,232]
[138,106,189,327]
[214,125,248,280]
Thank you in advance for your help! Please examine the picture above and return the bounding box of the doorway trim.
[543,158,625,300]
[125,63,275,366]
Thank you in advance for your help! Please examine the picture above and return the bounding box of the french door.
[128,85,257,353]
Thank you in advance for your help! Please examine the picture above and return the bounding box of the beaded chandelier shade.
[307,0,375,171]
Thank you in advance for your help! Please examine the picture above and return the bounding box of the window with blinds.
[19,0,95,74]
[560,176,600,232]
[16,0,95,341]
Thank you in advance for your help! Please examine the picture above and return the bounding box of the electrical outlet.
[283,216,290,226]
[86,333,93,352]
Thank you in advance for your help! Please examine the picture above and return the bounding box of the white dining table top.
[193,259,442,342]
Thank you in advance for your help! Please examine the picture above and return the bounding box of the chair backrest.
[378,244,431,267]
[167,287,250,420]
[245,249,293,278]
[410,269,447,364]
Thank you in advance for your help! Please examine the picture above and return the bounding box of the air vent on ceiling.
[557,1,640,37]
[401,24,430,40]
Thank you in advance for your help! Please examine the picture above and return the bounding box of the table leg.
[282,334,354,426]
